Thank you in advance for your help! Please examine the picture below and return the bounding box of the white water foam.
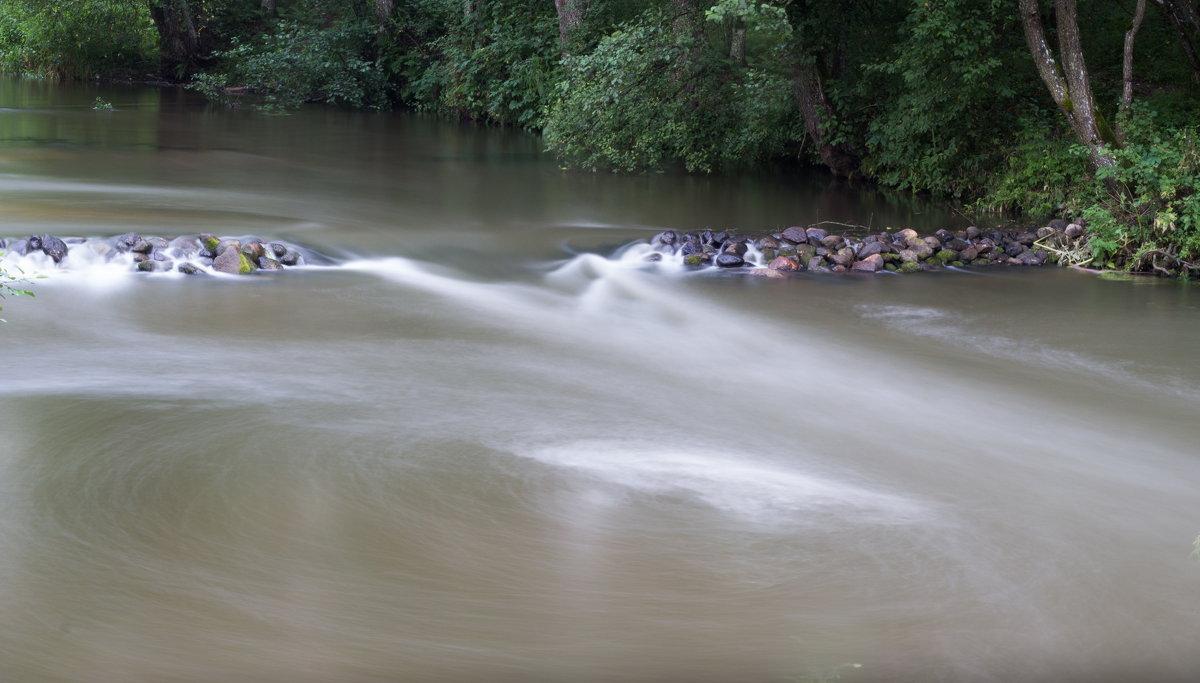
[517,439,928,526]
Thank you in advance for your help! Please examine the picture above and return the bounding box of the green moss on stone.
[899,261,921,273]
[684,254,704,266]
[238,252,256,274]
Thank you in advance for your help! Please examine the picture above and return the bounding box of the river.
[2,77,1199,683]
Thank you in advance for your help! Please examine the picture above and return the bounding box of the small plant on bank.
[0,255,35,323]
[92,96,113,110]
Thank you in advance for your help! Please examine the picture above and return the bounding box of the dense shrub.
[191,18,389,110]
[0,0,156,78]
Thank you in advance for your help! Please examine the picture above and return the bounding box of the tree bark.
[376,0,395,34]
[149,0,201,79]
[1156,0,1200,84]
[790,62,858,177]
[1018,0,1118,182]
[261,0,275,16]
[554,0,587,56]
[1120,0,1147,126]
[729,20,746,64]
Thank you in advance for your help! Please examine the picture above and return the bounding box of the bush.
[191,18,389,110]
[542,9,794,173]
[0,0,156,78]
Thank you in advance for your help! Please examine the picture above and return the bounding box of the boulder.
[857,241,885,258]
[1065,223,1085,239]
[177,263,203,275]
[39,234,68,263]
[768,256,802,272]
[715,253,744,268]
[851,254,884,272]
[213,246,255,274]
[831,247,856,267]
[651,230,677,246]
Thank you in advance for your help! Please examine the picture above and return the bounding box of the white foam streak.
[521,440,928,525]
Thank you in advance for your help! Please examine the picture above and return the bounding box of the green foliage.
[0,0,156,78]
[0,254,36,323]
[860,0,1033,197]
[543,8,795,173]
[390,0,561,128]
[191,17,389,110]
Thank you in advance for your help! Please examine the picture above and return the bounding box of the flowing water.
[1,77,1199,683]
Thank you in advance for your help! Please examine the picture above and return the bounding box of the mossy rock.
[976,258,991,266]
[881,253,900,263]
[778,247,796,257]
[760,248,776,262]
[951,261,964,267]
[884,263,898,272]
[237,252,257,274]
[899,260,922,274]
[199,233,220,252]
[935,249,958,263]
[684,254,705,266]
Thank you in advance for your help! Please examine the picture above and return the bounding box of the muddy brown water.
[2,77,1199,682]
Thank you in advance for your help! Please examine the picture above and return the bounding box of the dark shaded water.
[2,77,1199,682]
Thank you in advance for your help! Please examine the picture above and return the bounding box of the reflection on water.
[2,77,1200,682]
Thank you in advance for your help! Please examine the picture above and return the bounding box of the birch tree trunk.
[1018,0,1119,183]
[554,0,586,56]
[1120,0,1147,127]
[150,0,201,79]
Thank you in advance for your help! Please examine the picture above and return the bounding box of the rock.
[171,235,200,252]
[966,226,982,240]
[177,263,203,275]
[857,241,885,258]
[959,246,979,262]
[39,234,68,263]
[216,239,242,255]
[651,230,677,246]
[136,260,160,272]
[922,236,942,250]
[1065,223,1084,239]
[851,254,884,272]
[899,260,922,273]
[896,228,919,243]
[715,253,744,268]
[807,256,828,271]
[945,238,969,251]
[831,247,856,267]
[241,241,266,260]
[914,244,934,260]
[257,257,284,270]
[805,227,828,245]
[644,253,663,262]
[934,229,954,243]
[199,233,221,253]
[781,226,808,244]
[1013,231,1037,246]
[152,250,169,261]
[754,236,779,250]
[1036,226,1057,240]
[145,236,169,249]
[820,234,844,250]
[129,238,153,253]
[26,235,42,251]
[112,233,139,250]
[1004,241,1025,258]
[899,249,919,263]
[681,241,702,257]
[831,265,847,272]
[935,249,959,264]
[723,239,748,257]
[1048,218,1068,231]
[268,242,289,259]
[768,256,802,272]
[213,246,255,274]
[133,253,150,263]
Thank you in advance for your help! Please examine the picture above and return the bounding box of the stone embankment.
[0,232,308,274]
[647,219,1087,274]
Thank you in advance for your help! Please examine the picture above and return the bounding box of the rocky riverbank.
[0,232,311,275]
[645,220,1088,274]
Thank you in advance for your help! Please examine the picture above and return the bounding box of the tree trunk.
[1018,0,1119,185]
[1120,0,1147,128]
[376,0,395,34]
[670,0,700,81]
[261,0,275,16]
[149,0,201,79]
[554,0,586,56]
[790,62,858,177]
[729,20,746,64]
[1157,0,1200,84]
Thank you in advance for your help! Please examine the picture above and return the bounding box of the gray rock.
[651,230,677,246]
[213,246,248,274]
[1048,218,1068,231]
[177,263,203,275]
[781,226,808,244]
[1065,223,1084,239]
[715,253,744,268]
[257,257,284,270]
[39,234,68,263]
